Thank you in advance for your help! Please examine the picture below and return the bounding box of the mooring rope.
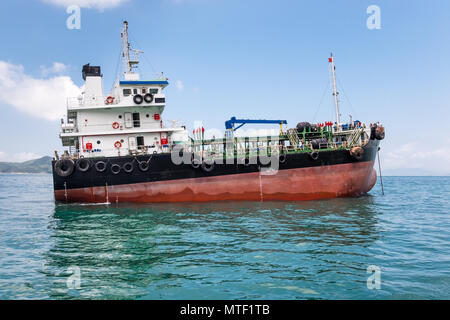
[377,147,385,195]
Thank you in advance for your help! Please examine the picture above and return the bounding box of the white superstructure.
[60,21,189,158]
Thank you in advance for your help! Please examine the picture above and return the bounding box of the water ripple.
[0,174,448,299]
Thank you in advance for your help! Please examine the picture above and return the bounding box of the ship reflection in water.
[43,197,381,299]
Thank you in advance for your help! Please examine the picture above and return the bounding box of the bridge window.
[133,88,138,94]
[142,88,147,94]
[150,88,158,94]
[123,89,131,96]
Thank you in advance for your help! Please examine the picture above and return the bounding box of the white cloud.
[175,80,184,91]
[383,142,450,175]
[43,0,129,10]
[0,151,43,163]
[40,62,68,76]
[0,61,81,121]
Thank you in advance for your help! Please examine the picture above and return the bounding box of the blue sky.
[0,0,449,175]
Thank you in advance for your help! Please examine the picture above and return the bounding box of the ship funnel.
[82,64,102,81]
[81,64,104,105]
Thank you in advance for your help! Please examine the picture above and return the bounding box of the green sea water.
[0,174,448,299]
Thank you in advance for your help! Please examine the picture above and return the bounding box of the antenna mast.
[122,21,131,74]
[329,53,341,126]
[121,21,142,79]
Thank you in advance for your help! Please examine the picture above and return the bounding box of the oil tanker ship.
[52,22,385,203]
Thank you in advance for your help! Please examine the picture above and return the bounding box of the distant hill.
[0,156,52,173]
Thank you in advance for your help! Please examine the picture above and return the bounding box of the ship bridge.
[59,21,189,159]
[66,77,169,110]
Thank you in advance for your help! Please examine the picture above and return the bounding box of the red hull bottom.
[54,161,377,203]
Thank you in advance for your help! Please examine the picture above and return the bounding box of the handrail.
[61,120,186,134]
[66,95,114,108]
[347,128,365,147]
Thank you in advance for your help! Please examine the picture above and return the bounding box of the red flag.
[328,57,333,63]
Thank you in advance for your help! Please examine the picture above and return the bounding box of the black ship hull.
[52,139,380,203]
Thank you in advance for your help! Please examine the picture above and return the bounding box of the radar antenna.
[121,21,143,79]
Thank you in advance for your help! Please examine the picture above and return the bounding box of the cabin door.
[124,112,133,128]
[128,136,137,151]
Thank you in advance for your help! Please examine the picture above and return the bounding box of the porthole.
[120,139,124,143]
[118,115,122,119]
[146,114,150,118]
[97,140,101,144]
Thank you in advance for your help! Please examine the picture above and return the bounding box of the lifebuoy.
[95,161,107,172]
[144,93,154,103]
[133,94,143,104]
[106,96,114,104]
[76,158,91,172]
[114,141,122,148]
[54,159,75,177]
[112,122,120,129]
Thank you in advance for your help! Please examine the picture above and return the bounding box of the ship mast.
[121,21,142,80]
[329,53,341,126]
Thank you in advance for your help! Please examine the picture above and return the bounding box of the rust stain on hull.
[55,161,377,203]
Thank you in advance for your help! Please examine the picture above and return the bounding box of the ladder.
[347,128,364,147]
[286,128,300,148]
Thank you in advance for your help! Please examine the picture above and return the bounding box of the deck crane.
[225,117,287,138]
